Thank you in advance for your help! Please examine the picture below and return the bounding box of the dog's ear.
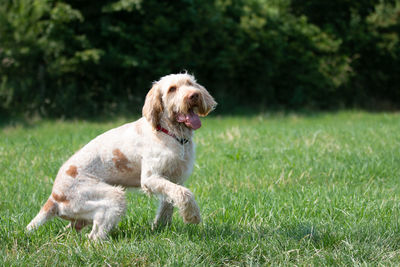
[198,87,217,116]
[142,83,163,128]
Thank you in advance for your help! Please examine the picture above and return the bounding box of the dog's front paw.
[26,223,35,232]
[175,187,201,224]
[182,199,201,224]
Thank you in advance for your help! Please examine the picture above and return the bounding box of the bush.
[0,0,399,117]
[291,0,400,109]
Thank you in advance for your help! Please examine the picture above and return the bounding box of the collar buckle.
[156,125,189,145]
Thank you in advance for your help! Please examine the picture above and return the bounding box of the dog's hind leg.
[26,196,58,232]
[86,199,126,240]
[66,180,126,240]
[27,178,126,240]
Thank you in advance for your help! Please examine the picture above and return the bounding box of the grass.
[1,111,400,266]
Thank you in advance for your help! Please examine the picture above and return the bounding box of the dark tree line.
[0,0,399,117]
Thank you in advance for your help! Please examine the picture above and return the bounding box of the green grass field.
[1,112,400,265]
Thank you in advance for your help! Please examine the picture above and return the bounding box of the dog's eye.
[168,86,177,93]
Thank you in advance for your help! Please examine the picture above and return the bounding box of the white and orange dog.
[27,73,217,240]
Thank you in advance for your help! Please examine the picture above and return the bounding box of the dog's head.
[142,73,217,130]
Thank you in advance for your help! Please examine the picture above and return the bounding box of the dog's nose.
[189,93,199,101]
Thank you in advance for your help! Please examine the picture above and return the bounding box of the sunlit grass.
[1,111,400,265]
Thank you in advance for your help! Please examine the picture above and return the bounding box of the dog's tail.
[26,195,58,232]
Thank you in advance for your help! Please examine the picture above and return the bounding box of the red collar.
[156,125,189,145]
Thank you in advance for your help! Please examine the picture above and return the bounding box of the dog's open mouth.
[176,109,201,130]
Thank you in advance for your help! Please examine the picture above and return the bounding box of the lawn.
[1,112,400,265]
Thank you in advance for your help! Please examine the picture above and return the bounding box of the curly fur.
[26,73,217,240]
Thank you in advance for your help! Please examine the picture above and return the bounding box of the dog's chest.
[168,147,194,183]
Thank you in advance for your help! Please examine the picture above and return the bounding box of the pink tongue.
[177,111,201,130]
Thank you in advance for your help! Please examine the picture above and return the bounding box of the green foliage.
[359,0,400,107]
[0,0,399,117]
[0,0,98,116]
[291,0,400,109]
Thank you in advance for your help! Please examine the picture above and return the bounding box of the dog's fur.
[26,73,217,240]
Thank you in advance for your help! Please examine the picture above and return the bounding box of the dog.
[26,73,217,240]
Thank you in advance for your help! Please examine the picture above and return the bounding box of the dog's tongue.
[177,111,201,130]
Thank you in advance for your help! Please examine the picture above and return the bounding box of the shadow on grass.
[279,222,344,249]
[0,115,37,129]
[106,217,341,251]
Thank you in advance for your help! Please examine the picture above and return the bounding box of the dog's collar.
[156,125,189,145]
